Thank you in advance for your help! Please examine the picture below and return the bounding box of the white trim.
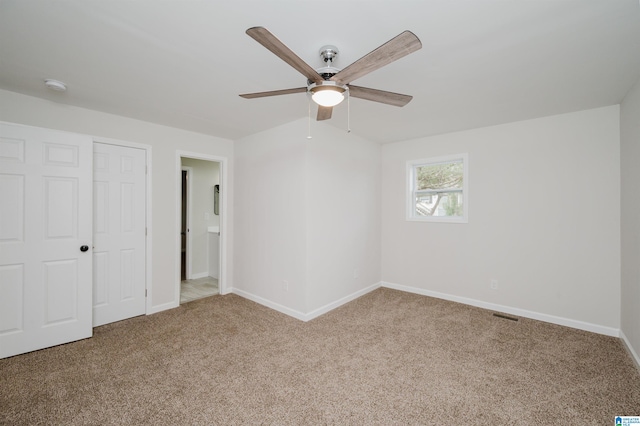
[233,283,381,322]
[232,288,308,321]
[382,281,620,337]
[620,330,640,370]
[146,300,179,315]
[304,282,382,321]
[92,135,153,152]
[406,153,469,223]
[189,272,210,280]
[176,151,230,309]
[92,136,153,317]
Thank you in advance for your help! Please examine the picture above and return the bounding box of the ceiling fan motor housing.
[310,66,341,83]
[308,80,347,93]
[310,46,346,91]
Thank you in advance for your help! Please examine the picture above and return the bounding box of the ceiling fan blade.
[348,85,413,107]
[246,27,323,84]
[331,31,422,85]
[240,87,307,99]
[317,106,333,121]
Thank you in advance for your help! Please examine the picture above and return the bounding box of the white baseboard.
[189,272,209,280]
[147,300,179,315]
[151,280,622,341]
[382,281,620,337]
[232,288,307,321]
[620,330,640,370]
[304,282,381,321]
[233,282,381,322]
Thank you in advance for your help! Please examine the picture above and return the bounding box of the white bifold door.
[0,123,93,359]
[92,143,146,327]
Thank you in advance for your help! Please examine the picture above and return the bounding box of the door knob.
[80,245,89,252]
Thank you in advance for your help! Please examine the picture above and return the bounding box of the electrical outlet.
[490,279,498,290]
[282,280,289,292]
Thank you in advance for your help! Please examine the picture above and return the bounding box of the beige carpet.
[1,288,639,425]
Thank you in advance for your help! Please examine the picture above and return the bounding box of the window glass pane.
[415,191,463,217]
[407,154,467,222]
[415,161,463,191]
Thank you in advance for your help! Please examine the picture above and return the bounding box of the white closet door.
[0,123,93,359]
[92,142,146,327]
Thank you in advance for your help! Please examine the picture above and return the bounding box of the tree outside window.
[407,154,468,223]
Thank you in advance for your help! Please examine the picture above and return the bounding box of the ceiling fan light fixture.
[240,27,422,121]
[312,89,344,107]
[309,82,347,107]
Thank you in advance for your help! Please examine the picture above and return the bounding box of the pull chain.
[347,89,351,133]
[307,96,312,139]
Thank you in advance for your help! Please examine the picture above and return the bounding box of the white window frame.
[406,153,469,223]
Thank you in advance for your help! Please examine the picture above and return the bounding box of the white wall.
[181,157,220,278]
[3,88,629,343]
[0,89,234,311]
[234,118,381,317]
[305,123,381,313]
[621,77,640,362]
[234,119,308,314]
[381,106,621,333]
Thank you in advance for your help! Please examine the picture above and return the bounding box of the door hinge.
[145,289,147,297]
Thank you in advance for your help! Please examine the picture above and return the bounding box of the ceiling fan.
[239,27,422,121]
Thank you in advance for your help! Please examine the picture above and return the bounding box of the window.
[407,153,468,223]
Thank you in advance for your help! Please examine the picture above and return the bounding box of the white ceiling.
[1,0,639,144]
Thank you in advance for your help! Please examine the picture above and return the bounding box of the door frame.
[175,151,229,303]
[180,166,193,280]
[93,136,152,316]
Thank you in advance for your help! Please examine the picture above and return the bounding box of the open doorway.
[181,167,190,281]
[178,156,223,304]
